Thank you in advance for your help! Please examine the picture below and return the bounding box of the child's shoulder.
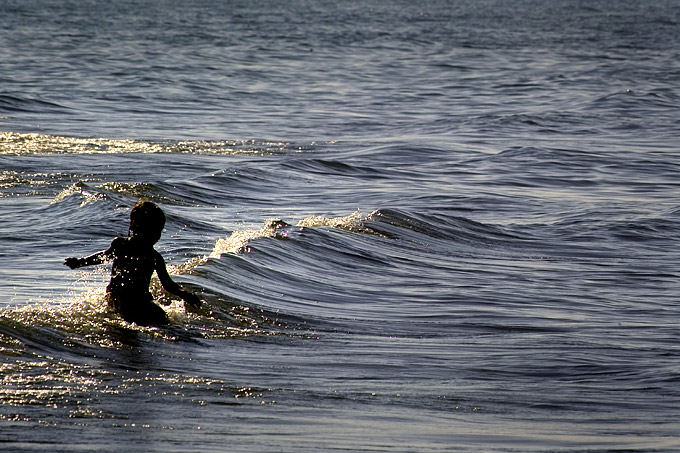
[108,236,132,253]
[110,236,128,247]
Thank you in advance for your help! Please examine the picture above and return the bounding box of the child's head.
[129,200,166,244]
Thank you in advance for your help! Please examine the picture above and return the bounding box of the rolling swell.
[0,94,71,114]
[185,204,680,342]
[181,208,559,337]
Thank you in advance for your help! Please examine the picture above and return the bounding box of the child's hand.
[182,292,202,310]
[64,257,82,269]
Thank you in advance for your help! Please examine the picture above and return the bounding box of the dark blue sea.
[2,0,680,451]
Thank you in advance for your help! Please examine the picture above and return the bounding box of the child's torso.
[107,237,158,298]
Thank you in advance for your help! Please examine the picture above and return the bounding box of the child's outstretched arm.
[64,250,109,269]
[154,252,201,309]
[65,238,121,269]
[64,238,122,269]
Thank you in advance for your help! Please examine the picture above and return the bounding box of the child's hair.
[129,200,166,236]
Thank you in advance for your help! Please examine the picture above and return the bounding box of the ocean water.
[2,0,680,451]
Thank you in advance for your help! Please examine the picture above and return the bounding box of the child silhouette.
[65,200,201,325]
